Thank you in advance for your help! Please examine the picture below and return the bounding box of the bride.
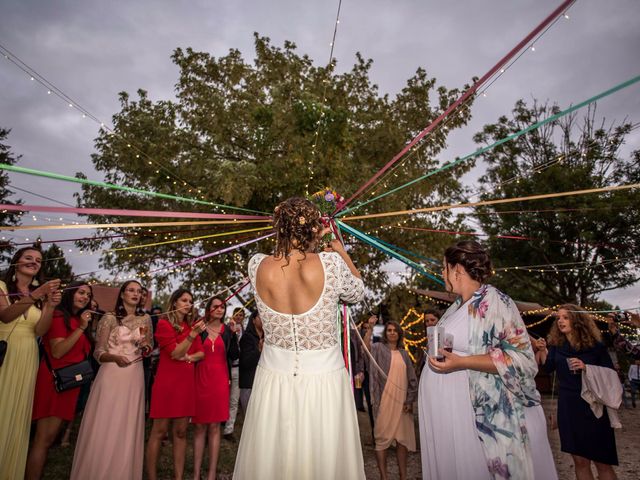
[233,197,365,479]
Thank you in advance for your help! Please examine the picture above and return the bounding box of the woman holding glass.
[364,319,417,480]
[418,240,555,479]
[70,280,152,480]
[535,305,618,480]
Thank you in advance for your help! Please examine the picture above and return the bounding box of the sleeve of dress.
[334,253,364,304]
[592,342,615,369]
[47,311,68,340]
[189,333,204,354]
[248,254,266,287]
[404,351,419,405]
[155,319,178,353]
[486,292,540,403]
[542,345,557,374]
[94,314,117,363]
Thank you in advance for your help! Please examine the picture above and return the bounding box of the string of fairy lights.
[398,299,640,363]
[339,4,576,214]
[0,43,210,206]
[1,0,638,365]
[305,0,344,195]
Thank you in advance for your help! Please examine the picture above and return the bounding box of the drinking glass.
[444,333,454,354]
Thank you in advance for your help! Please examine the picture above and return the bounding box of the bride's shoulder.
[249,253,268,264]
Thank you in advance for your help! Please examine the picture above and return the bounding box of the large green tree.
[0,128,22,262]
[473,101,640,305]
[77,34,475,294]
[41,243,74,281]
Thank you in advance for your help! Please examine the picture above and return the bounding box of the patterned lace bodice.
[94,313,153,362]
[248,252,364,351]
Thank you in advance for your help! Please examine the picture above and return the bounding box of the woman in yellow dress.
[0,246,61,479]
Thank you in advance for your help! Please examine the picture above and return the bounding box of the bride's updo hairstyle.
[444,240,493,283]
[273,197,323,263]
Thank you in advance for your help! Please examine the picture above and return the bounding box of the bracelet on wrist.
[78,326,86,332]
[186,335,195,342]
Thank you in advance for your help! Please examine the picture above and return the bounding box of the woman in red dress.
[193,296,239,480]
[146,288,205,480]
[26,281,93,480]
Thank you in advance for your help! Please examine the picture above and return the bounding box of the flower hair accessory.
[309,187,344,247]
[299,216,306,225]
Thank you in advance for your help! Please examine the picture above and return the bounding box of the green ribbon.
[0,163,268,215]
[339,74,640,217]
[338,220,444,286]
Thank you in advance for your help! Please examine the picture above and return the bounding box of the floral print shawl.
[443,284,540,479]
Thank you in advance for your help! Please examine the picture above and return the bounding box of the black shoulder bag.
[42,341,94,392]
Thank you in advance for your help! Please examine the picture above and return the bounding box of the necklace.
[208,324,222,353]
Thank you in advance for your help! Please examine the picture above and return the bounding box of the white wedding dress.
[233,252,366,480]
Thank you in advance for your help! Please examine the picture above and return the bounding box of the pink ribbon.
[148,233,274,273]
[0,203,270,221]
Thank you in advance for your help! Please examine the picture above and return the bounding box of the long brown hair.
[273,197,323,265]
[165,288,195,332]
[3,246,45,308]
[57,281,93,332]
[204,296,227,323]
[547,304,602,351]
[113,280,145,324]
[382,320,405,349]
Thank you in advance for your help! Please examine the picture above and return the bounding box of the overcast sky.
[1,0,639,308]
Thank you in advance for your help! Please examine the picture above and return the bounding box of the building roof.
[411,288,553,315]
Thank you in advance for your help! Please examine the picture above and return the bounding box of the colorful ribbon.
[0,203,270,220]
[148,233,274,273]
[337,221,443,285]
[335,0,577,213]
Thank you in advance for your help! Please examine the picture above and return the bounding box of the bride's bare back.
[255,252,325,315]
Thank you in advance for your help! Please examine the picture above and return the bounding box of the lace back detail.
[248,252,364,351]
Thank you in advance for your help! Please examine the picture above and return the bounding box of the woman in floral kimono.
[418,241,556,480]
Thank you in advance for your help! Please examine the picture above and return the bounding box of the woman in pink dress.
[193,296,239,480]
[26,281,93,480]
[146,288,204,480]
[70,280,152,480]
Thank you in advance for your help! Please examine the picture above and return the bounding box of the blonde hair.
[547,304,602,351]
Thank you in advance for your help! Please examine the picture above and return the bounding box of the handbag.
[43,345,94,393]
[0,316,21,368]
[0,340,7,367]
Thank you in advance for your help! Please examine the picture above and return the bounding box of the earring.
[11,273,16,282]
[31,278,40,287]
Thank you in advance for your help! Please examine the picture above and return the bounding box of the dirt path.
[358,398,640,480]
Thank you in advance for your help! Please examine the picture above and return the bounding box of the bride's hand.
[325,239,346,254]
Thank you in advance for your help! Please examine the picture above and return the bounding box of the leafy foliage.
[41,243,74,281]
[0,128,22,262]
[77,34,475,295]
[473,101,639,305]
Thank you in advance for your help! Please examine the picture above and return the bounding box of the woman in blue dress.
[535,305,618,480]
